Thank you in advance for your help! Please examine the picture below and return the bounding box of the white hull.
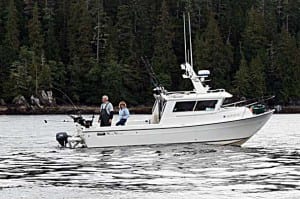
[81,111,273,148]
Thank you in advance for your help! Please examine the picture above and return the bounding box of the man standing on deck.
[98,95,114,127]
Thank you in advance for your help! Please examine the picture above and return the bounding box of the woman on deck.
[116,101,130,126]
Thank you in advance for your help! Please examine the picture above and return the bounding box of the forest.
[0,0,299,106]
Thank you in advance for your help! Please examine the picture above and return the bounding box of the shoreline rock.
[0,105,299,115]
[0,105,152,115]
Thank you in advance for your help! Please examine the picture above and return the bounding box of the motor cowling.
[56,132,69,147]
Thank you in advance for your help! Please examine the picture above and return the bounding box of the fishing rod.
[141,56,161,88]
[44,114,95,127]
[41,97,74,122]
[141,56,166,120]
[45,87,96,128]
[43,87,84,125]
[51,86,79,113]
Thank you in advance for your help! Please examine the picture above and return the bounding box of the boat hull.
[82,111,273,148]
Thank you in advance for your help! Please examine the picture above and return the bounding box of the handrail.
[167,89,226,95]
[222,99,248,107]
[167,91,197,95]
[207,89,225,93]
[222,95,275,108]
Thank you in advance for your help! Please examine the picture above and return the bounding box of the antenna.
[183,12,187,63]
[180,12,209,93]
[188,12,193,67]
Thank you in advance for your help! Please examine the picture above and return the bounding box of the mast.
[180,12,209,93]
[183,13,187,63]
[188,12,193,67]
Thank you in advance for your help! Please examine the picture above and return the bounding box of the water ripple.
[0,114,299,198]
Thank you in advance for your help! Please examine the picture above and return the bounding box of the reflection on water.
[0,115,299,198]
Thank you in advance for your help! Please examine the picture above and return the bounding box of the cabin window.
[194,100,218,111]
[173,101,196,112]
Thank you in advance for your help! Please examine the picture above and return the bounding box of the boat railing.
[167,91,197,95]
[207,89,225,93]
[222,96,275,108]
[222,99,249,107]
[167,89,225,95]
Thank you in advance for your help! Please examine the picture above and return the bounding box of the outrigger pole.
[183,12,194,67]
[183,12,187,63]
[188,12,193,67]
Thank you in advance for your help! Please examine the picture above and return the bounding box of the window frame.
[172,101,196,112]
[194,100,218,111]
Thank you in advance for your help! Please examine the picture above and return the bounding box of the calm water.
[0,114,299,199]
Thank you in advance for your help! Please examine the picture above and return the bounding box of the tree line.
[0,0,299,106]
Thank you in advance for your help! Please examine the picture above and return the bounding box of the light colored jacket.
[119,108,130,120]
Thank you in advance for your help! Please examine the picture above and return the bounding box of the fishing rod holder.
[70,115,94,128]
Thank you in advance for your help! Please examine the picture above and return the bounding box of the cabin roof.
[162,90,232,101]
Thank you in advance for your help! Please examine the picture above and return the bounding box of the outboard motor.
[56,132,69,147]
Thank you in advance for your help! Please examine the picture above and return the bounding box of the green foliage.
[234,50,266,99]
[68,0,92,64]
[5,0,19,52]
[43,3,59,61]
[248,54,266,98]
[115,4,135,64]
[194,14,233,89]
[234,53,250,97]
[0,0,299,106]
[6,47,34,99]
[152,0,177,89]
[28,2,44,56]
[67,0,93,102]
[275,29,300,104]
[242,7,267,61]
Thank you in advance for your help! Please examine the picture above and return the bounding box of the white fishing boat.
[56,13,274,148]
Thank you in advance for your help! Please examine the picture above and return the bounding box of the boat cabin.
[151,89,233,124]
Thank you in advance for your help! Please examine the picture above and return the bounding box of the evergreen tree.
[248,54,266,98]
[8,61,32,98]
[68,0,92,64]
[5,0,19,53]
[43,2,59,61]
[115,4,135,64]
[152,0,177,89]
[0,0,19,99]
[0,0,5,98]
[0,0,299,106]
[242,7,267,61]
[134,0,155,58]
[92,0,109,64]
[194,13,233,89]
[55,0,70,64]
[28,2,44,56]
[67,0,93,101]
[0,0,6,41]
[6,47,35,99]
[234,52,250,97]
[275,28,300,104]
[49,60,66,90]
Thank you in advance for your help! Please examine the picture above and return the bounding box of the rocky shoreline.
[0,105,299,115]
[0,105,152,115]
[1,93,299,115]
